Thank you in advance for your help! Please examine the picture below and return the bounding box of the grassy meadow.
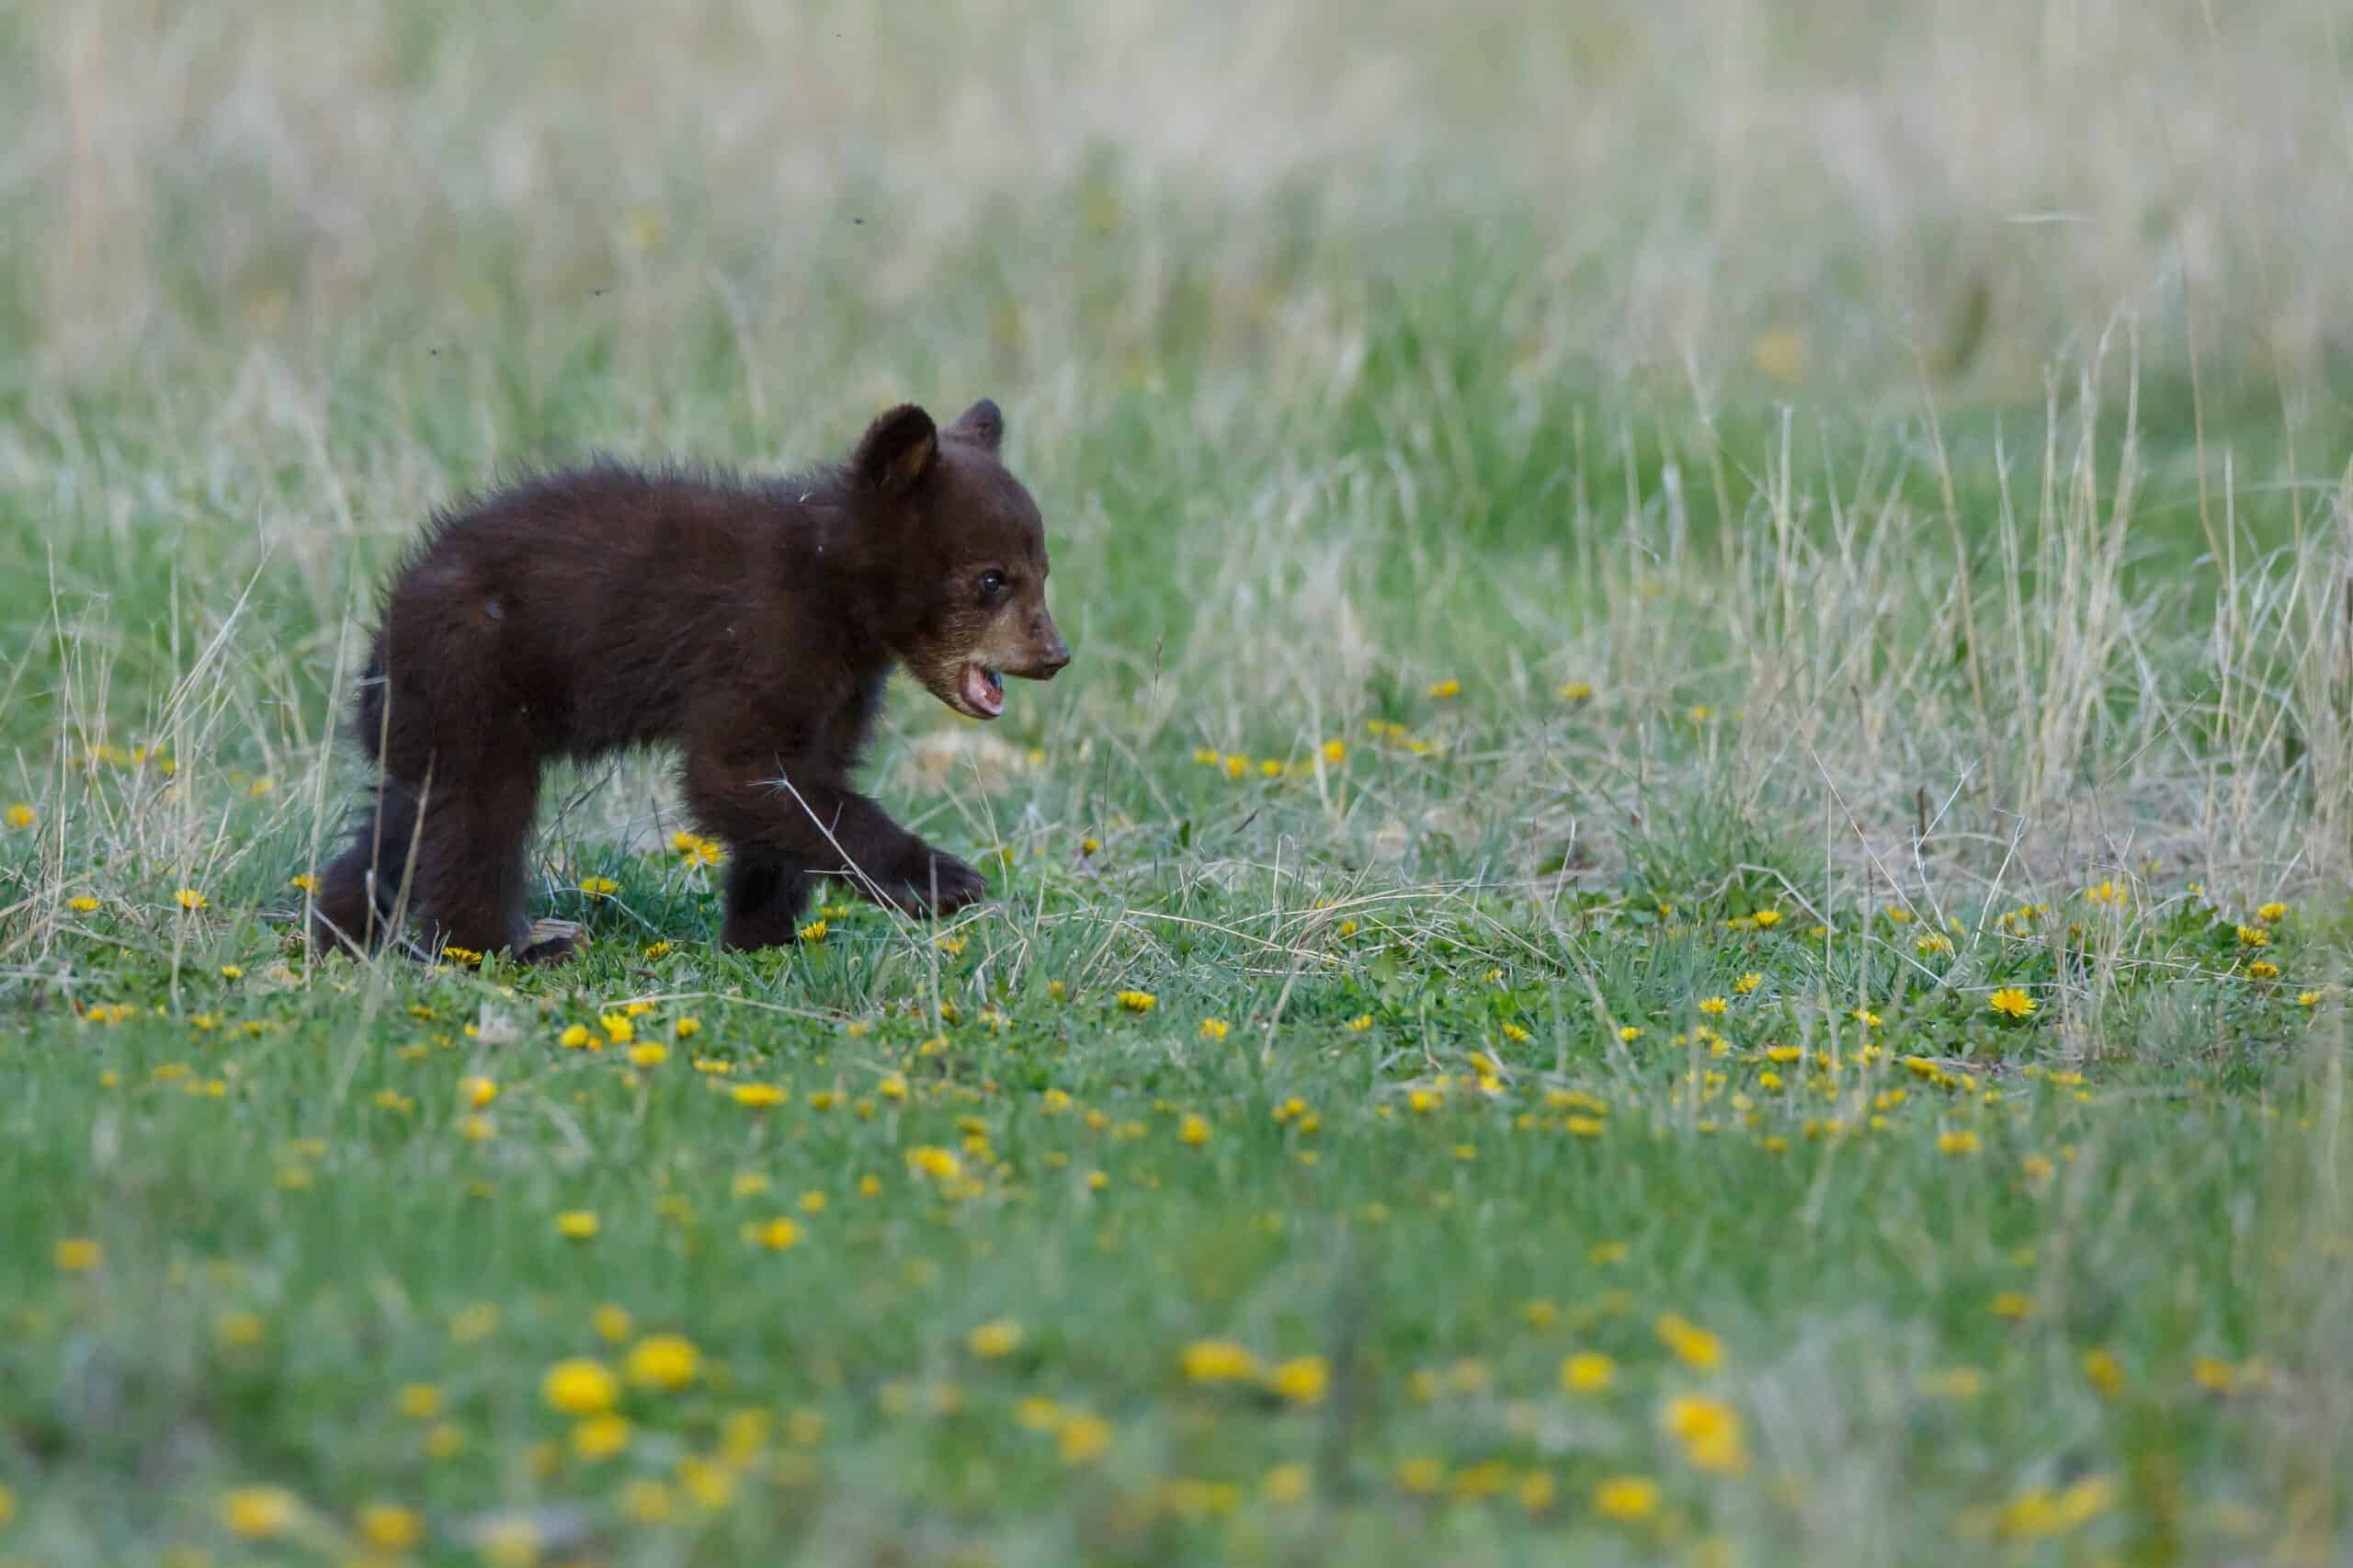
[3,1,2352,1563]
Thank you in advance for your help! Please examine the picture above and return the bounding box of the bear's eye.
[978,569,1006,595]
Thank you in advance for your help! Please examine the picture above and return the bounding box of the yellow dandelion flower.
[396,1382,443,1419]
[54,1237,102,1272]
[1117,990,1156,1013]
[1592,1474,1658,1521]
[747,1217,801,1251]
[2247,960,2279,980]
[2298,989,2322,1007]
[1558,680,1594,702]
[1395,1456,1446,1494]
[2257,901,2289,923]
[731,1083,786,1108]
[1180,1340,1257,1383]
[906,1146,962,1181]
[1733,972,1762,995]
[1346,1013,1373,1032]
[1427,678,1461,699]
[1268,1355,1328,1404]
[460,1075,497,1108]
[1179,1112,1212,1146]
[1321,738,1347,763]
[1560,1351,1615,1392]
[1057,1411,1111,1465]
[626,1335,701,1392]
[1988,988,2036,1019]
[174,888,208,912]
[2237,925,2269,948]
[2084,880,2126,907]
[542,1358,620,1415]
[555,1210,599,1240]
[1698,996,1728,1016]
[1662,1394,1746,1473]
[5,802,36,829]
[1938,1130,1980,1155]
[967,1319,1024,1358]
[571,1413,631,1461]
[628,1041,667,1068]
[68,895,101,913]
[579,877,619,897]
[358,1502,423,1550]
[222,1486,297,1539]
[1264,1462,1311,1504]
[1990,1291,2035,1320]
[1655,1312,1722,1369]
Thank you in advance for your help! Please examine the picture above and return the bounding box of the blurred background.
[3,0,2350,883]
[9,0,2352,411]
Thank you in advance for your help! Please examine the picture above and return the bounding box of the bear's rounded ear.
[853,403,938,494]
[949,397,1004,452]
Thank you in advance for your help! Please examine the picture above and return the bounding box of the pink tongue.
[962,664,1004,717]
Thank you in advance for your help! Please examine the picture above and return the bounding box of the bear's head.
[848,398,1069,721]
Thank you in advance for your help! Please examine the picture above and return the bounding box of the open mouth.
[958,662,1006,719]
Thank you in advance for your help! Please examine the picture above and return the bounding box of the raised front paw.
[880,847,988,916]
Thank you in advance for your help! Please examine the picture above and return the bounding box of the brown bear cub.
[311,398,1067,965]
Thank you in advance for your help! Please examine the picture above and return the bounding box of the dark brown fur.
[312,398,1068,964]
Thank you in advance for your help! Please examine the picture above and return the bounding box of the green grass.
[5,2,2353,1563]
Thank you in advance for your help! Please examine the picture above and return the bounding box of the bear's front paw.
[881,847,987,916]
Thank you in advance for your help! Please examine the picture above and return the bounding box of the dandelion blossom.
[1661,1394,1746,1473]
[1117,990,1156,1013]
[1427,677,1461,699]
[4,803,34,829]
[1989,988,2036,1019]
[358,1503,423,1550]
[1262,1354,1327,1403]
[625,1334,702,1391]
[1560,1351,1615,1392]
[555,1210,599,1240]
[967,1319,1024,1358]
[2257,901,2289,924]
[175,888,209,912]
[1655,1312,1722,1369]
[1592,1475,1658,1521]
[1180,1340,1258,1383]
[222,1487,297,1540]
[579,877,619,897]
[541,1358,619,1415]
[1057,1412,1111,1465]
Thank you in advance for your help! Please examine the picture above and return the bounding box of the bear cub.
[312,397,1067,965]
